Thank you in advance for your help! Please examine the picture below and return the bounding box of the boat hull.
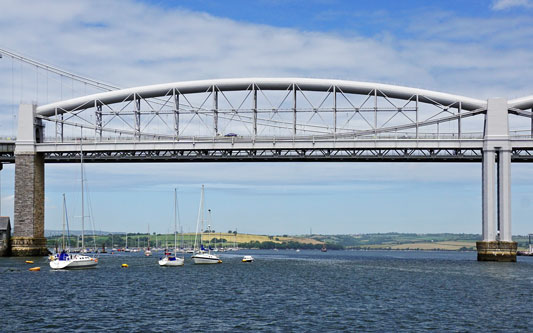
[191,253,221,264]
[158,257,184,266]
[242,255,254,262]
[49,255,98,269]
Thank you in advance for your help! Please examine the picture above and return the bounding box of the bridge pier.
[12,104,48,256]
[477,98,516,262]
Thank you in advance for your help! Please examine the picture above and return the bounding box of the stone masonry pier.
[12,105,48,256]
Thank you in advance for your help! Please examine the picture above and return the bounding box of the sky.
[0,0,533,235]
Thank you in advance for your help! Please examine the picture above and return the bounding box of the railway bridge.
[1,75,533,260]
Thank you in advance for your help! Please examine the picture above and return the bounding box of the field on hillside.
[200,233,322,245]
[366,241,476,251]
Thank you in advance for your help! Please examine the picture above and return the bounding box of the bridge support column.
[477,98,516,262]
[481,150,496,242]
[12,104,48,256]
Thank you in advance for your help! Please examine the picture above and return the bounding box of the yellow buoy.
[25,260,34,264]
[121,264,128,268]
[29,267,40,272]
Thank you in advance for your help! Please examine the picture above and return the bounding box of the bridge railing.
[41,131,486,144]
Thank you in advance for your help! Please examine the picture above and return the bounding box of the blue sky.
[0,0,532,235]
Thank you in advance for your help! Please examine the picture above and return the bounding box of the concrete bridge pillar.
[11,104,48,256]
[477,98,516,261]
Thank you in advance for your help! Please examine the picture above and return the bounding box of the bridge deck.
[1,139,533,163]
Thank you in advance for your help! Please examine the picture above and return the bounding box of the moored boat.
[145,225,152,256]
[242,255,254,262]
[192,252,222,264]
[50,251,98,269]
[50,150,99,270]
[191,186,221,265]
[159,188,185,267]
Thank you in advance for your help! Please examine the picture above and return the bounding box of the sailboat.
[48,194,70,261]
[50,141,98,269]
[145,225,152,256]
[191,185,221,264]
[159,188,185,266]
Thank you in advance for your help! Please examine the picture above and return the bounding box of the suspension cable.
[0,47,119,91]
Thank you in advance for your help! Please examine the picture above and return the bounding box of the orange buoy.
[29,267,41,271]
[121,264,128,268]
[25,260,34,264]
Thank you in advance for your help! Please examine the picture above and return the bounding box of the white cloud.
[0,0,531,107]
[492,0,533,10]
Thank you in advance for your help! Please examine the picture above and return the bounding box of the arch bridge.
[3,77,533,260]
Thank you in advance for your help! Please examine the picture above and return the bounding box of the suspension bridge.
[1,47,532,260]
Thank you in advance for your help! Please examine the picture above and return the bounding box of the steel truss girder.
[41,148,483,163]
[38,81,485,142]
[512,149,533,162]
[1,145,533,163]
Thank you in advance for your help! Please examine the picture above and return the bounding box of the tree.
[228,230,232,234]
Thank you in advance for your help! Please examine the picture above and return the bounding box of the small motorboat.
[242,255,254,262]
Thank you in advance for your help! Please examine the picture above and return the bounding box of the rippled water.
[1,250,533,332]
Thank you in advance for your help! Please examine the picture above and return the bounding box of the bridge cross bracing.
[1,48,533,259]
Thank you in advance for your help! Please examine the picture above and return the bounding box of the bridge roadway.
[2,137,533,163]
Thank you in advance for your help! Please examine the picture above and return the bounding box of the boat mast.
[208,209,212,254]
[165,228,169,251]
[200,185,204,250]
[80,135,85,251]
[62,193,66,250]
[174,188,177,257]
[193,185,205,253]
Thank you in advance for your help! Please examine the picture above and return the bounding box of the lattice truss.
[38,84,489,142]
[508,107,533,137]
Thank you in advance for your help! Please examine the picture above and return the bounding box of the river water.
[1,250,533,332]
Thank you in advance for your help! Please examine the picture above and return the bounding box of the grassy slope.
[366,241,476,251]
[195,233,322,245]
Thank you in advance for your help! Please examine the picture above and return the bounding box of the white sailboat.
[159,188,185,266]
[191,185,221,264]
[50,141,98,269]
[145,225,152,256]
